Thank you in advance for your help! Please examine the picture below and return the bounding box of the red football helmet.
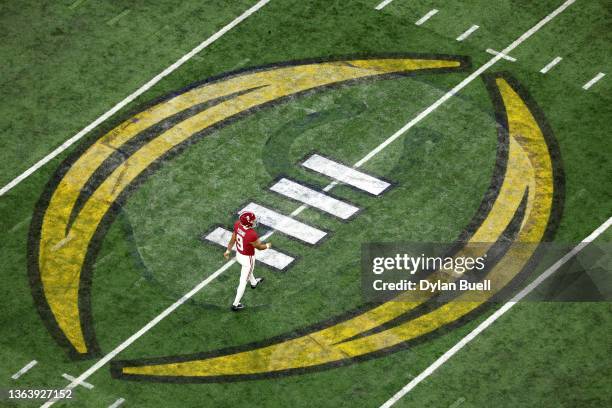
[239,211,257,228]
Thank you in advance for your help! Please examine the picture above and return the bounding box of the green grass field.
[1,1,610,407]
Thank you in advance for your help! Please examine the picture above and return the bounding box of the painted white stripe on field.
[485,48,516,62]
[205,227,294,270]
[540,56,563,73]
[41,2,578,405]
[62,373,93,389]
[0,0,270,197]
[11,360,37,380]
[456,25,479,41]
[356,0,576,167]
[582,72,605,90]
[375,0,395,10]
[108,398,126,408]
[380,216,612,408]
[302,154,390,196]
[241,203,326,245]
[270,178,359,219]
[415,9,438,26]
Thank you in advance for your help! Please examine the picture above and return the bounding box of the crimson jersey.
[233,220,258,255]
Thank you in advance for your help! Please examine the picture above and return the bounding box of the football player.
[224,211,271,311]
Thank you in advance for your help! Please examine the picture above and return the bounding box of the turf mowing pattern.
[0,1,610,407]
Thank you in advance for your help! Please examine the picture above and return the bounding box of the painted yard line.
[456,25,480,42]
[61,373,93,389]
[485,48,516,62]
[41,1,576,405]
[108,398,126,408]
[582,72,606,90]
[375,0,395,10]
[356,0,576,168]
[41,259,236,407]
[540,56,563,73]
[380,216,612,408]
[11,360,37,380]
[415,9,438,26]
[0,0,271,197]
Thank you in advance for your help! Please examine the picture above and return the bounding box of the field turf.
[0,1,610,407]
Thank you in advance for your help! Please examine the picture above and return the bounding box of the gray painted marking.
[485,48,516,62]
[456,25,479,41]
[540,56,562,73]
[270,178,359,219]
[241,203,326,245]
[11,360,37,380]
[415,9,438,26]
[108,398,126,408]
[62,373,93,389]
[375,0,395,10]
[302,154,390,196]
[204,227,294,270]
[582,72,605,90]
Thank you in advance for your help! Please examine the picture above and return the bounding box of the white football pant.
[233,252,258,306]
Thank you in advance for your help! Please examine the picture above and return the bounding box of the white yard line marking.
[582,72,605,90]
[204,227,294,270]
[41,1,577,405]
[302,154,391,196]
[540,56,563,73]
[356,0,576,167]
[270,178,359,219]
[61,373,93,389]
[380,216,612,408]
[375,0,395,10]
[108,398,126,408]
[241,203,327,245]
[11,360,37,380]
[456,25,480,42]
[415,9,438,26]
[485,48,516,62]
[0,0,271,198]
[41,259,236,407]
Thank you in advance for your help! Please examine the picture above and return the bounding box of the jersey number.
[236,234,244,252]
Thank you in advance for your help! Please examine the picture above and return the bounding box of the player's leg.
[247,255,264,288]
[232,253,251,308]
[247,255,257,285]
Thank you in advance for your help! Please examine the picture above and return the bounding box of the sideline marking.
[486,48,516,62]
[415,9,438,26]
[61,373,93,389]
[108,398,126,408]
[41,1,577,405]
[375,0,395,10]
[540,56,562,73]
[0,0,271,197]
[11,360,37,380]
[456,25,479,42]
[379,217,612,408]
[582,72,605,90]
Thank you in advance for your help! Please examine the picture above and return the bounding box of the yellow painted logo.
[28,56,561,381]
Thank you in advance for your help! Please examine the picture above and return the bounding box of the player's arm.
[224,232,237,259]
[252,239,272,251]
